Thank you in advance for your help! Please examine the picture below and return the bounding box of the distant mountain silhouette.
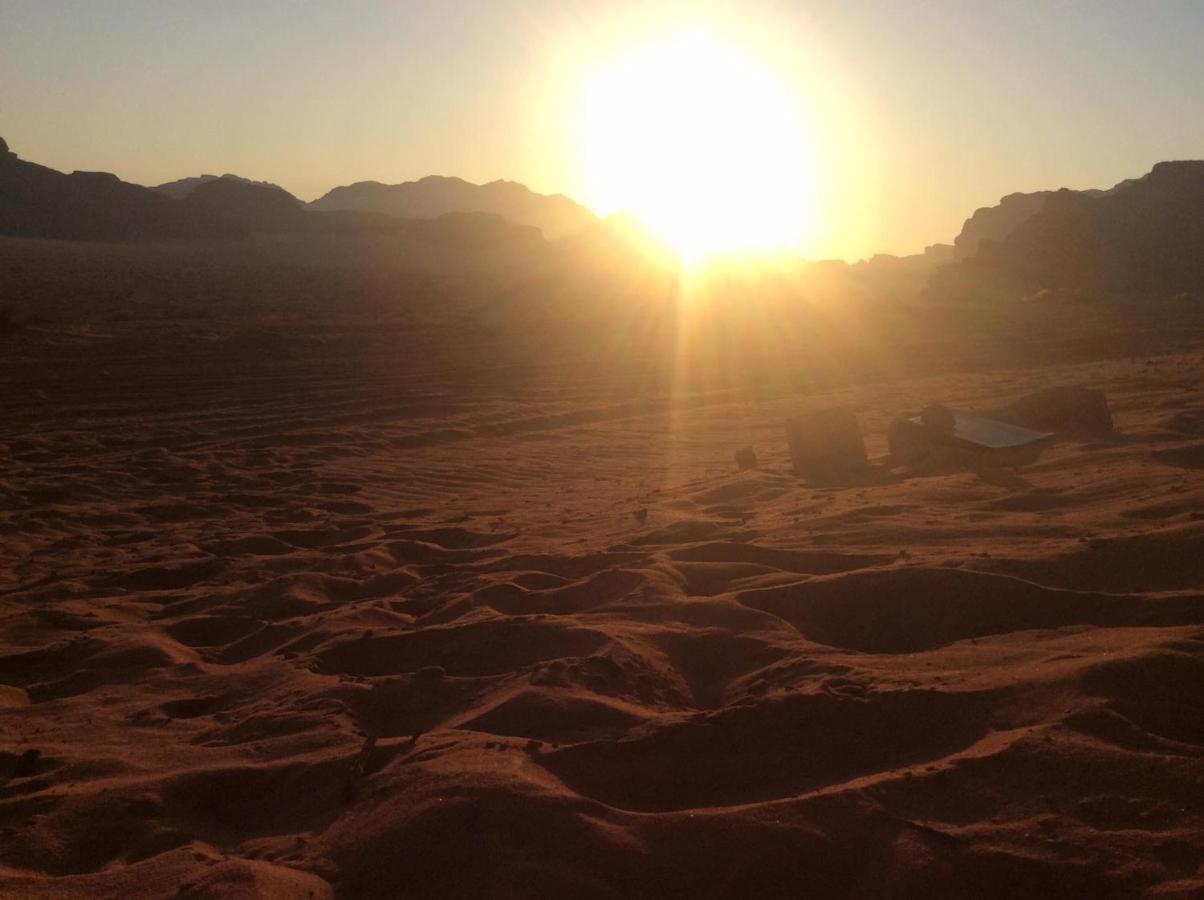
[309,176,596,239]
[6,133,1201,292]
[982,161,1204,292]
[0,138,552,247]
[153,173,289,200]
[954,191,1068,259]
[177,177,305,231]
[0,138,201,239]
[950,178,1151,260]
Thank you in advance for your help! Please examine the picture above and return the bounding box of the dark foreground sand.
[1,238,1202,898]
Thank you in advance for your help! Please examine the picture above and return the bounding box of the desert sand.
[1,236,1203,898]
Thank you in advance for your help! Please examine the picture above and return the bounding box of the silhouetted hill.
[0,138,200,239]
[153,173,289,200]
[309,175,596,239]
[0,150,306,240]
[954,191,1064,259]
[0,137,555,249]
[984,161,1204,292]
[950,178,1153,260]
[178,177,305,231]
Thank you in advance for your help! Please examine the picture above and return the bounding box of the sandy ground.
[1,237,1203,898]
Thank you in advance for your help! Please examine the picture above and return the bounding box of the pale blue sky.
[2,0,1202,257]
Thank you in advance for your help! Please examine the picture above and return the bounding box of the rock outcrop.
[986,161,1204,292]
[953,190,1064,259]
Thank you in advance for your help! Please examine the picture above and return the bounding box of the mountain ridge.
[983,160,1204,292]
[309,174,597,239]
[4,135,1203,294]
[153,173,292,201]
[0,138,560,244]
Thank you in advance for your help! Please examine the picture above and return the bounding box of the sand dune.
[2,238,1203,898]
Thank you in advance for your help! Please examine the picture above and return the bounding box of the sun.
[576,26,819,264]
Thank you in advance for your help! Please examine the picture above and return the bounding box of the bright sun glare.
[577,27,818,264]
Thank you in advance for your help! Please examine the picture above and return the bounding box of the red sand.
[1,238,1203,898]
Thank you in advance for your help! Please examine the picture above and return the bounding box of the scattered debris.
[889,403,1053,468]
[784,407,868,483]
[886,386,1112,470]
[734,446,759,470]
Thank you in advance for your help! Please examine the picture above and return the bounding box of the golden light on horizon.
[574,26,821,264]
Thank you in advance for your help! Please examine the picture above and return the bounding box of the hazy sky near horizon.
[3,0,1203,259]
